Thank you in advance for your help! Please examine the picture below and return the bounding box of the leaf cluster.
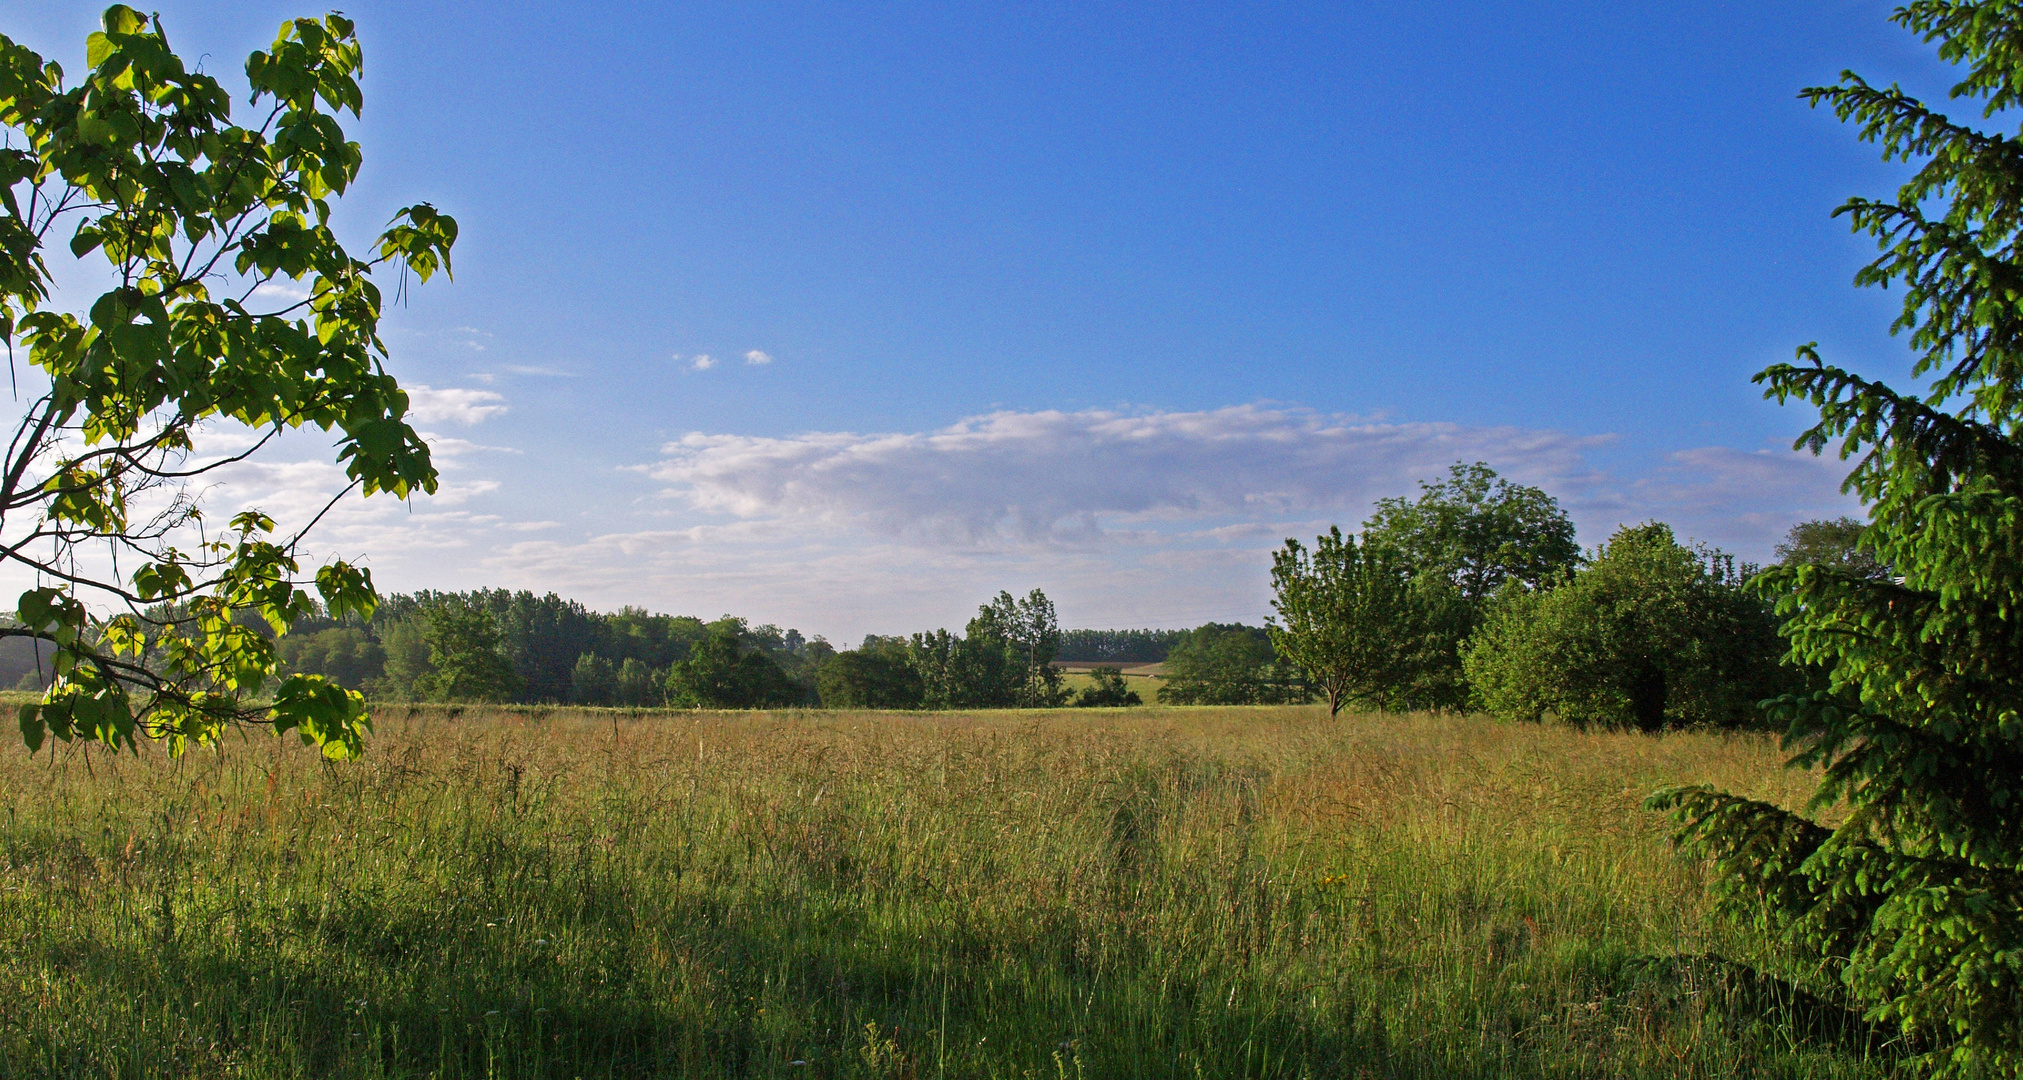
[0,8,455,759]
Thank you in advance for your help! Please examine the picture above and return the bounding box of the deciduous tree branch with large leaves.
[0,7,454,759]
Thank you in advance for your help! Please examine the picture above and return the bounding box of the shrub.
[1072,666,1143,707]
[1462,523,1788,730]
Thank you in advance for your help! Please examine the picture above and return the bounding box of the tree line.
[253,586,1121,710]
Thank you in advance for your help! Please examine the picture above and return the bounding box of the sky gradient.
[1,1,1944,642]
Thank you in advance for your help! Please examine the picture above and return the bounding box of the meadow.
[0,705,1898,1079]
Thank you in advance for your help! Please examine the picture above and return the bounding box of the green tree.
[1774,515,1889,580]
[665,628,796,709]
[1073,666,1143,708]
[1365,462,1581,602]
[1268,528,1420,717]
[1057,628,1184,663]
[905,590,1062,709]
[415,597,517,703]
[1157,623,1301,706]
[818,638,924,708]
[372,616,430,700]
[569,652,615,705]
[973,589,1066,707]
[612,657,663,707]
[907,627,1021,709]
[1463,523,1786,731]
[0,9,455,758]
[1362,462,1580,708]
[1653,6,2023,1070]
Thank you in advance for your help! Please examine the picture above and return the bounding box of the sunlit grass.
[0,705,1896,1078]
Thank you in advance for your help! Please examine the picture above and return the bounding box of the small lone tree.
[0,9,456,757]
[1653,4,2023,1070]
[1268,527,1417,717]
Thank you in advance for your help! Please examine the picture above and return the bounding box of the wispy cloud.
[745,350,772,366]
[503,364,578,378]
[686,354,717,371]
[646,404,1613,546]
[421,434,522,459]
[406,385,508,425]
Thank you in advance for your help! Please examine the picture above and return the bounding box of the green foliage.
[1073,665,1143,707]
[1268,528,1424,717]
[568,651,615,705]
[1366,462,1583,603]
[0,8,455,758]
[613,657,664,707]
[276,625,382,690]
[1157,624,1304,706]
[906,627,1021,709]
[372,616,430,700]
[972,589,1067,707]
[817,637,924,708]
[1464,523,1786,731]
[413,597,518,703]
[1363,462,1582,709]
[665,628,798,709]
[1654,6,2023,1071]
[1775,516,1890,580]
[907,589,1065,709]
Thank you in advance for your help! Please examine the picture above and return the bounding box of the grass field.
[0,705,1897,1079]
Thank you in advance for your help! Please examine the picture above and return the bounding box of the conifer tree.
[1655,4,2023,1070]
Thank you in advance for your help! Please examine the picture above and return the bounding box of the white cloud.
[646,404,1612,546]
[503,364,577,378]
[745,350,773,366]
[455,404,1854,640]
[688,354,717,371]
[406,385,508,425]
[250,279,310,305]
[1599,443,1856,555]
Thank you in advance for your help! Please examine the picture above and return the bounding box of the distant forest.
[0,588,1249,710]
[1056,629,1184,663]
[0,592,1214,705]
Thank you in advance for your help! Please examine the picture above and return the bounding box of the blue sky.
[2,1,1945,641]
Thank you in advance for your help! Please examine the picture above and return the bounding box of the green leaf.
[17,703,41,754]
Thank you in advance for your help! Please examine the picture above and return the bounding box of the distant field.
[0,705,1889,1078]
[1053,661,1164,697]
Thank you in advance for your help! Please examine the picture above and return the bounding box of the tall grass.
[0,706,1893,1078]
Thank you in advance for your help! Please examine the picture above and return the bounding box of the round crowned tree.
[1463,523,1787,731]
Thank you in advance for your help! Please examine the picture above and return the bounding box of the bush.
[1072,667,1143,707]
[1462,523,1789,730]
